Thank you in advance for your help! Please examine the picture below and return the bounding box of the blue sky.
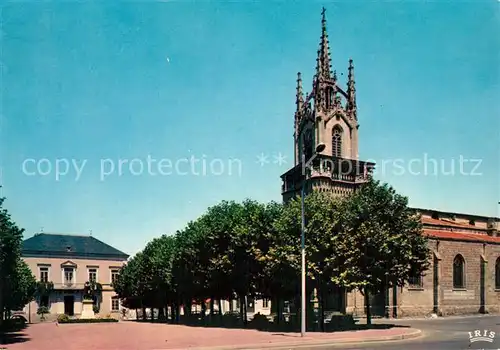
[1,1,499,255]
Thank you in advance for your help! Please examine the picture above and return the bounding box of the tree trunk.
[185,299,192,317]
[0,279,4,327]
[164,305,169,321]
[242,296,247,325]
[364,289,372,326]
[275,297,284,324]
[209,298,214,319]
[141,307,146,320]
[238,295,244,323]
[201,301,206,321]
[274,297,280,324]
[218,299,223,321]
[175,303,180,323]
[170,304,175,324]
[319,286,325,332]
[158,307,165,321]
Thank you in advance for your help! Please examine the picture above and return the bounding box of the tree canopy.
[114,178,430,326]
[0,191,37,326]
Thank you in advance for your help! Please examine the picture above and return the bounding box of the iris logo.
[468,329,495,343]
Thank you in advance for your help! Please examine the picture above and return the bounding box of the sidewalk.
[167,327,422,350]
[3,322,422,350]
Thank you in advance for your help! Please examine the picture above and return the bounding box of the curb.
[163,329,422,350]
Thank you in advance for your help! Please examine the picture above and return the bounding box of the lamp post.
[301,142,326,337]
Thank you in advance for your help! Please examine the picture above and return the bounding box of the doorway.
[64,295,74,316]
[369,290,386,317]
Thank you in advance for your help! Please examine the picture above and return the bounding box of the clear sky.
[1,1,499,256]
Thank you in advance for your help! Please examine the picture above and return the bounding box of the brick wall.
[345,239,500,318]
[487,244,500,313]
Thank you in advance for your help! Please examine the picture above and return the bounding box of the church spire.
[296,72,304,111]
[347,58,357,114]
[316,7,332,80]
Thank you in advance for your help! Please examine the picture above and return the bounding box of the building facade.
[281,8,500,318]
[21,232,129,321]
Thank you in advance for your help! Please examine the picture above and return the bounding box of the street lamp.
[301,142,325,337]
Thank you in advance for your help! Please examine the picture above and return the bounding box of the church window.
[303,130,313,161]
[325,87,334,109]
[332,126,342,157]
[453,254,466,289]
[495,257,500,290]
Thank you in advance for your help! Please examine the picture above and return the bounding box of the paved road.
[339,315,500,350]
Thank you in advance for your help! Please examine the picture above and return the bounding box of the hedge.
[58,318,118,324]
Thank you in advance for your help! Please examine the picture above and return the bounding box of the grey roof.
[22,233,129,260]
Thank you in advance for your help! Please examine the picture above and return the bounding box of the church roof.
[424,229,500,244]
[22,233,129,260]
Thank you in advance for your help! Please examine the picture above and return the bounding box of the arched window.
[453,254,466,289]
[303,129,313,161]
[495,257,500,290]
[325,87,334,109]
[332,126,342,158]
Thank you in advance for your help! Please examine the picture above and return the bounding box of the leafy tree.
[141,235,176,320]
[83,280,103,305]
[36,281,54,298]
[113,183,429,330]
[114,252,148,314]
[171,224,205,320]
[4,260,36,313]
[199,202,239,321]
[273,191,345,328]
[37,306,49,321]
[339,178,430,324]
[0,193,25,325]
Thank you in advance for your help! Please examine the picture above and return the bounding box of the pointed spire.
[347,58,357,111]
[296,72,304,111]
[316,7,332,80]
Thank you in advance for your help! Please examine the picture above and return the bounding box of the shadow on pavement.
[0,318,31,345]
[128,313,409,333]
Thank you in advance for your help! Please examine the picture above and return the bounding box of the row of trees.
[0,189,37,328]
[114,179,430,326]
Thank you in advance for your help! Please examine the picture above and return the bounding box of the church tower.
[281,8,375,202]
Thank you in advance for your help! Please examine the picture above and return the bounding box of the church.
[280,8,500,317]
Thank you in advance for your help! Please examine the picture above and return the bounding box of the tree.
[339,178,430,324]
[273,191,345,328]
[114,252,148,314]
[0,193,25,326]
[141,235,176,320]
[4,260,36,314]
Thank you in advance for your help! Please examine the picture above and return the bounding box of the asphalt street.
[339,315,500,350]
